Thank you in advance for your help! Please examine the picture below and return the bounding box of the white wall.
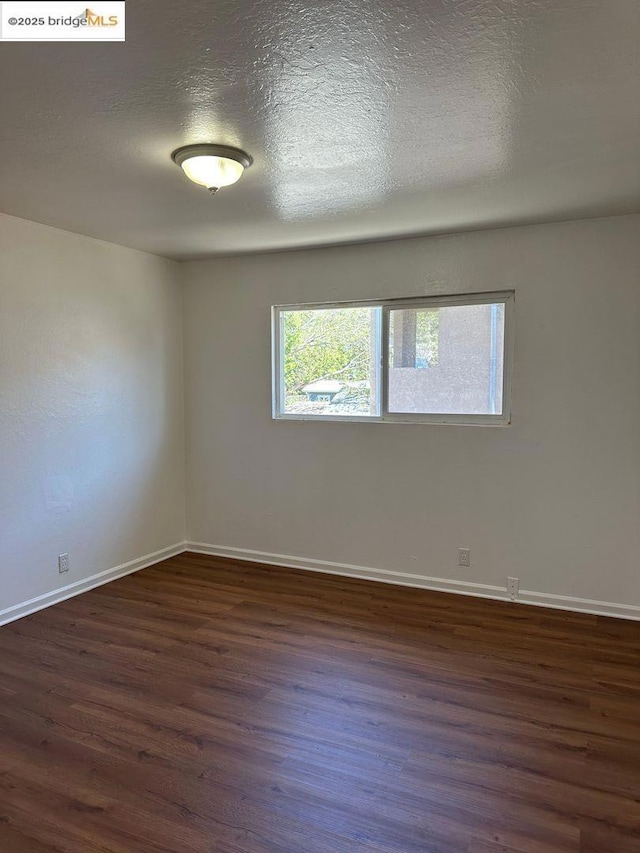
[0,213,186,618]
[2,213,638,620]
[183,215,640,613]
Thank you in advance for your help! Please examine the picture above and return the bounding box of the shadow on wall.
[0,242,183,613]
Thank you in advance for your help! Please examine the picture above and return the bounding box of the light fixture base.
[171,144,253,171]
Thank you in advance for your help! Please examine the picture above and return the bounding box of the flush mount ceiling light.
[171,144,253,194]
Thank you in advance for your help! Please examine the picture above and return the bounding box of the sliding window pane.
[388,302,505,415]
[280,306,380,417]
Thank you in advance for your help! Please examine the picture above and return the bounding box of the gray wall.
[183,215,640,610]
[0,214,186,617]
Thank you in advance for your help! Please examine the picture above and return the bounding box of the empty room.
[1,1,639,851]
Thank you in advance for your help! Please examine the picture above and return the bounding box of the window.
[272,292,513,425]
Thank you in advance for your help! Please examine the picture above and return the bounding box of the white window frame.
[272,291,515,426]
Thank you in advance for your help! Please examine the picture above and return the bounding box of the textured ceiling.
[0,0,638,259]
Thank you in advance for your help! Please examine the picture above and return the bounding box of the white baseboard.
[516,588,640,621]
[187,541,640,622]
[4,540,638,626]
[0,542,187,627]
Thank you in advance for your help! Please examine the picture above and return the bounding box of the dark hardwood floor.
[1,553,639,852]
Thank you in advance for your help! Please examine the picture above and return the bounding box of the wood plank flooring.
[0,552,639,852]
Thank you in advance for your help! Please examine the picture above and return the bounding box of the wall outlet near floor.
[58,553,69,574]
[507,576,519,600]
[458,548,471,567]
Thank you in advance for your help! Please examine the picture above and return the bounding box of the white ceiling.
[0,0,638,259]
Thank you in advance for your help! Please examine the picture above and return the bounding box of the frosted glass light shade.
[181,155,244,189]
[171,145,252,193]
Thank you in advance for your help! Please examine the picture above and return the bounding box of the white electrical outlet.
[58,553,69,574]
[458,548,471,567]
[507,576,519,600]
